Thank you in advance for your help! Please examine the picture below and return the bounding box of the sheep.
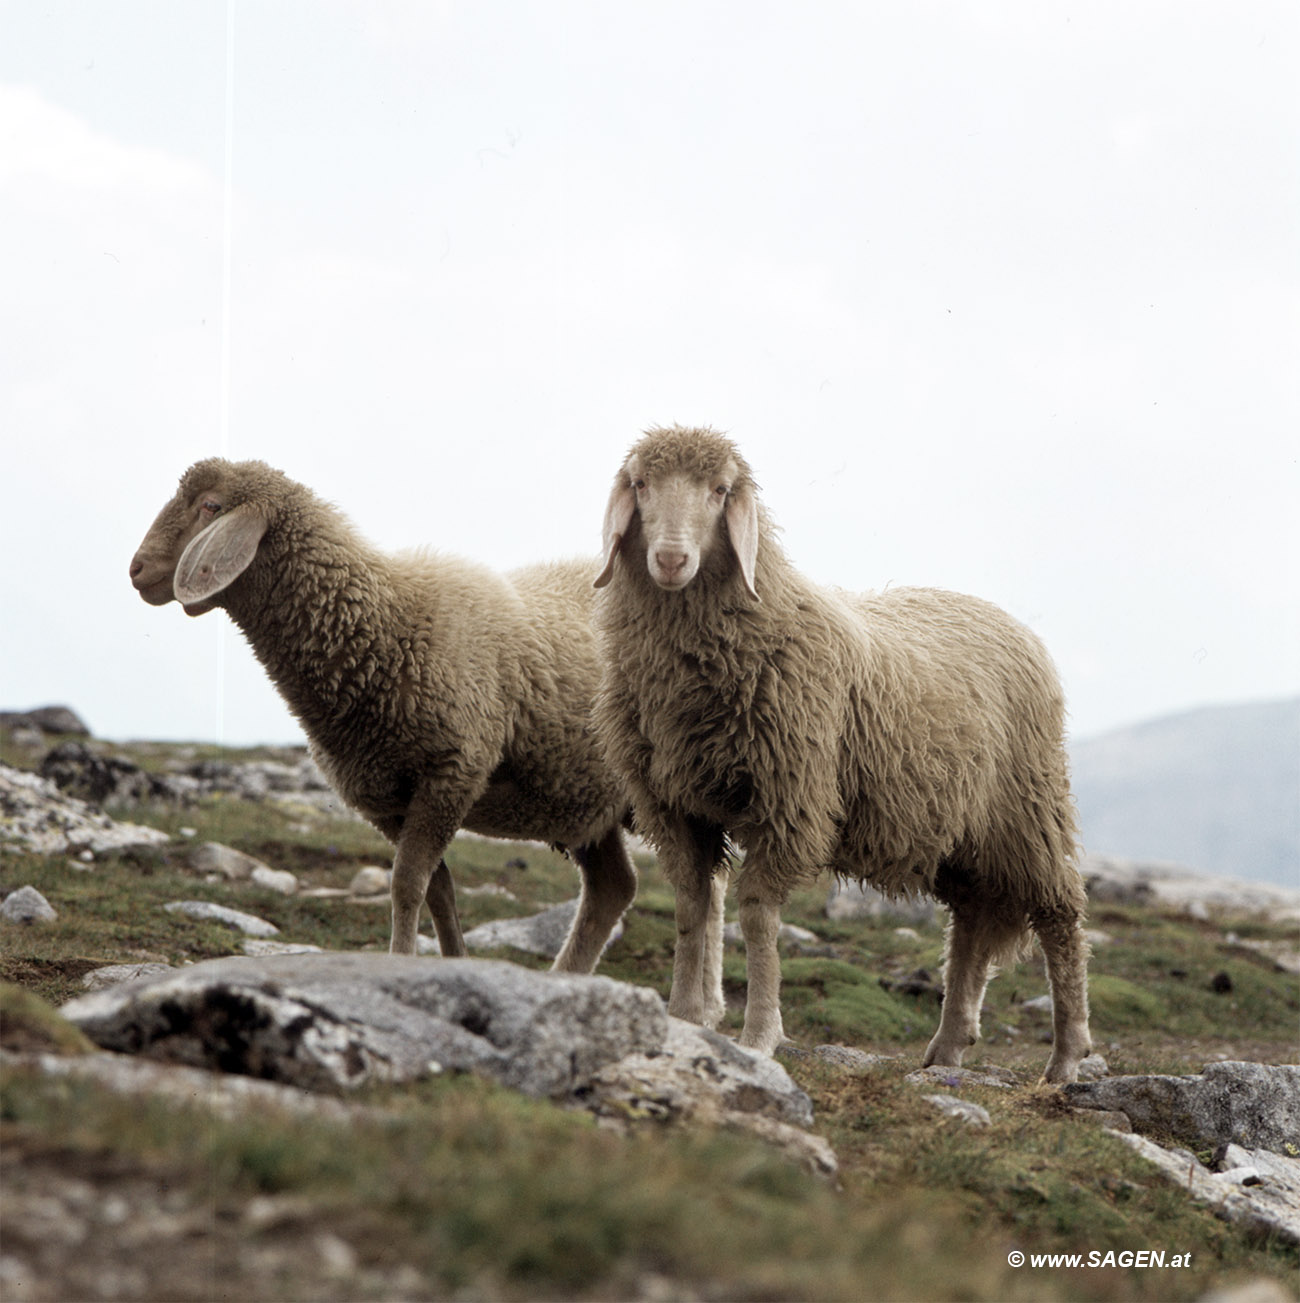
[592,425,1092,1083]
[130,458,635,971]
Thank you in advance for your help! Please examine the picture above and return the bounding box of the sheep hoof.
[1040,1057,1084,1086]
[738,1021,784,1056]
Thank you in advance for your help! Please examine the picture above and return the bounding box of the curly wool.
[161,459,626,846]
[595,429,1084,927]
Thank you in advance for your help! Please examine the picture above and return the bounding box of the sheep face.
[130,459,272,617]
[595,427,760,601]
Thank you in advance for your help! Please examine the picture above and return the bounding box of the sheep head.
[595,425,760,601]
[129,459,276,617]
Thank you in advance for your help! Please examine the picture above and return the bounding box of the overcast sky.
[2,1,1297,748]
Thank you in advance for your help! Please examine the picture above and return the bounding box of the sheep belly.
[463,765,619,848]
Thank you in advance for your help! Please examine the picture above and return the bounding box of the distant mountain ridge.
[1069,697,1300,889]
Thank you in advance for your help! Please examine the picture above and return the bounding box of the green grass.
[2,733,1298,1300]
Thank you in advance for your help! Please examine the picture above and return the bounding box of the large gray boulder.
[1067,1061,1300,1245]
[1065,1062,1300,1154]
[60,954,667,1098]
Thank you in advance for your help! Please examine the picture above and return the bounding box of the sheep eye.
[201,500,222,515]
[632,478,646,492]
[715,484,730,497]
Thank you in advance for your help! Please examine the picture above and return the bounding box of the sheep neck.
[219,521,436,743]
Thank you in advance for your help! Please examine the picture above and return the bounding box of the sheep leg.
[389,786,477,956]
[552,828,638,975]
[1035,907,1093,1084]
[700,866,729,1028]
[658,818,729,1026]
[737,888,785,1054]
[923,906,1017,1069]
[424,859,466,958]
[667,863,718,1025]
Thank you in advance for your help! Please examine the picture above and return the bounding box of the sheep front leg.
[661,817,728,1027]
[668,864,717,1025]
[737,888,785,1054]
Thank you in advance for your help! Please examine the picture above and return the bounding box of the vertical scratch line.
[215,0,236,743]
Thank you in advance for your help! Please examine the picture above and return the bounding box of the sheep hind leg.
[553,828,638,975]
[923,906,1020,1069]
[1035,906,1093,1084]
[424,860,466,957]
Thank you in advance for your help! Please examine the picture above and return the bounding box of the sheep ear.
[594,482,637,588]
[174,508,267,604]
[726,488,760,601]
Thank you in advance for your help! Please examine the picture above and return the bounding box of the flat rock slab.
[1065,1061,1300,1154]
[1111,1132,1300,1246]
[60,954,667,1098]
[163,900,280,937]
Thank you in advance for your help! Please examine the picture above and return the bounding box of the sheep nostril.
[129,558,144,579]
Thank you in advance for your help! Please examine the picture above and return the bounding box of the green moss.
[779,957,933,1043]
[1088,973,1169,1029]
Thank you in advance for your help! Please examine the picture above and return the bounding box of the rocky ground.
[1,710,1297,1301]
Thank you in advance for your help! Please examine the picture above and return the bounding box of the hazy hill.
[1070,697,1300,888]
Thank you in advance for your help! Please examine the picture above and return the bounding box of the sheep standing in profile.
[593,426,1092,1083]
[131,459,635,971]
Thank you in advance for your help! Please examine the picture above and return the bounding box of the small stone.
[1075,1053,1110,1081]
[348,866,391,896]
[923,1094,991,1126]
[243,940,324,957]
[314,1232,358,1277]
[464,898,623,960]
[1021,994,1053,1014]
[905,1065,1017,1089]
[250,865,298,895]
[723,920,819,947]
[1,886,57,924]
[188,842,268,881]
[164,900,279,937]
[808,1044,897,1072]
[460,883,516,900]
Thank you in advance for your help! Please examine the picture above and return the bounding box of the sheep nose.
[129,557,144,579]
[655,550,689,578]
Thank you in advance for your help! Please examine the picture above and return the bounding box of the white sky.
[2,1,1297,747]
